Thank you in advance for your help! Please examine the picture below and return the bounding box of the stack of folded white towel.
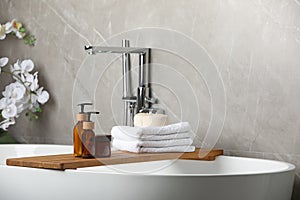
[111,122,195,153]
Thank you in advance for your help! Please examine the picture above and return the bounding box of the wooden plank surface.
[6,148,223,170]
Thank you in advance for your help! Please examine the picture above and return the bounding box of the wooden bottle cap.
[83,121,94,130]
[76,114,88,121]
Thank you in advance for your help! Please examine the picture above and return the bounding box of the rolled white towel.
[111,122,191,138]
[113,131,194,141]
[113,138,193,149]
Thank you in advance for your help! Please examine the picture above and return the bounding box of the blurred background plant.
[0,19,36,46]
[0,19,49,137]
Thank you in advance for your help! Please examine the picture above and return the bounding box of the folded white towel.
[139,146,195,153]
[111,122,191,138]
[112,131,194,141]
[113,138,193,148]
[113,140,195,153]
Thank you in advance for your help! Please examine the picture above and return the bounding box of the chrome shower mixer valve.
[85,40,160,126]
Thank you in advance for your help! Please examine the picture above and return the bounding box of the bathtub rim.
[73,156,296,177]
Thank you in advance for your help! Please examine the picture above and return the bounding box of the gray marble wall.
[0,0,300,198]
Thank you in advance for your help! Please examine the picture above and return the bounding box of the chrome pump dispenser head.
[83,112,100,130]
[77,103,93,113]
[86,111,100,122]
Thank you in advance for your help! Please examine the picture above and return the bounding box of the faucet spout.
[84,45,149,54]
[85,41,153,126]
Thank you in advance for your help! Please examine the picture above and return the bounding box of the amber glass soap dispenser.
[73,103,92,157]
[82,111,99,158]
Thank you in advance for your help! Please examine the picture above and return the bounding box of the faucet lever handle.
[122,96,137,103]
[145,97,157,104]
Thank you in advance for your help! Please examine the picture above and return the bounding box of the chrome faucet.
[85,40,154,126]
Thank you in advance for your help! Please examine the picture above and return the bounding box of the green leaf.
[22,34,36,46]
[36,107,42,113]
[19,27,26,33]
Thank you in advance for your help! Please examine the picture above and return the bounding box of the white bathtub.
[0,144,295,200]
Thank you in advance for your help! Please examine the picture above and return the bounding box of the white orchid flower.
[0,57,9,67]
[0,118,15,131]
[2,82,26,101]
[10,59,34,81]
[0,23,45,130]
[28,88,48,111]
[24,72,39,91]
[12,82,26,101]
[0,98,10,110]
[0,24,6,40]
[23,73,32,86]
[4,21,13,34]
[7,19,25,39]
[10,59,21,77]
[11,19,19,32]
[0,57,9,74]
[0,58,50,130]
[2,104,17,119]
[2,84,14,99]
[20,59,34,74]
[1,20,24,41]
[32,72,39,91]
[0,98,17,119]
[36,87,49,104]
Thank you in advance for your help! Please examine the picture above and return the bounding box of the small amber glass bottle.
[73,103,92,157]
[82,121,95,158]
[73,114,88,157]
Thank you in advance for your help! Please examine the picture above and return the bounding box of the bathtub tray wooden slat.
[6,148,223,170]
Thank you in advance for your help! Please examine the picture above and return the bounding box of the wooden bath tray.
[6,148,223,171]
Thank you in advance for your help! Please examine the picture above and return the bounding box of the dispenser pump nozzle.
[77,103,93,113]
[86,111,100,121]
